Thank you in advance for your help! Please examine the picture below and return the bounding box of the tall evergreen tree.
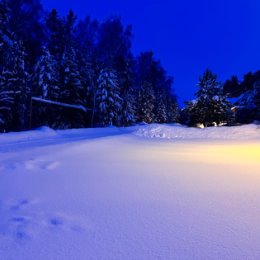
[74,16,100,127]
[138,81,155,123]
[121,85,137,126]
[59,46,85,128]
[241,72,255,92]
[8,41,29,131]
[186,69,231,127]
[45,9,64,59]
[7,0,44,66]
[97,17,132,67]
[0,70,13,131]
[0,1,15,131]
[60,46,83,105]
[63,10,77,48]
[96,67,122,126]
[117,58,137,126]
[74,16,98,61]
[155,89,168,123]
[32,46,60,128]
[33,47,59,100]
[223,75,241,97]
[0,0,13,71]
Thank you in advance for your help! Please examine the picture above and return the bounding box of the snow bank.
[0,126,138,152]
[0,126,58,144]
[1,123,259,147]
[135,123,260,140]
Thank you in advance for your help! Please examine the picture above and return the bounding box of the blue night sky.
[41,0,260,105]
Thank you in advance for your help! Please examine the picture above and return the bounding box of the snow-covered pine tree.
[60,46,84,104]
[9,41,30,131]
[59,46,85,128]
[77,57,93,108]
[182,100,201,126]
[117,59,137,126]
[150,64,170,124]
[0,70,14,131]
[210,93,231,125]
[194,69,231,126]
[166,94,179,123]
[138,81,155,124]
[96,67,122,126]
[0,0,14,131]
[154,90,168,123]
[121,86,136,126]
[31,47,60,128]
[34,47,59,100]
[0,40,29,131]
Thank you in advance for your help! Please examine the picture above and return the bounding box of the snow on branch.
[32,97,90,113]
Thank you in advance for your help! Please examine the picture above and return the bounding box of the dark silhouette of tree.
[184,69,231,127]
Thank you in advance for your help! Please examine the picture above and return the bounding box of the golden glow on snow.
[176,143,260,166]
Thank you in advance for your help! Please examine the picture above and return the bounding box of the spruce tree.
[223,75,241,97]
[34,47,59,100]
[195,69,231,126]
[155,90,168,123]
[32,47,60,127]
[96,67,122,126]
[121,86,136,126]
[166,94,179,123]
[0,70,13,131]
[0,0,13,131]
[0,41,29,131]
[138,81,155,124]
[117,58,136,126]
[7,0,44,66]
[9,41,29,131]
[59,46,85,128]
[60,46,83,105]
[45,9,64,59]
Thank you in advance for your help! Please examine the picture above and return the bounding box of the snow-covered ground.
[0,124,260,260]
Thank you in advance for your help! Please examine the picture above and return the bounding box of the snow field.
[0,124,260,260]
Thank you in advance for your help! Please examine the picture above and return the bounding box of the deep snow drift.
[136,123,260,140]
[0,124,260,260]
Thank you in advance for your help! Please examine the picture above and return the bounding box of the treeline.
[0,0,179,132]
[1,0,259,133]
[180,69,260,127]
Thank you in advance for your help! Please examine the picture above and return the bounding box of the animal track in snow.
[0,161,19,171]
[10,199,31,211]
[46,212,90,233]
[0,199,88,244]
[0,199,37,242]
[24,159,60,171]
[0,159,60,172]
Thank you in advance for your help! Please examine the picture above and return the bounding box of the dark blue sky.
[41,0,260,105]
